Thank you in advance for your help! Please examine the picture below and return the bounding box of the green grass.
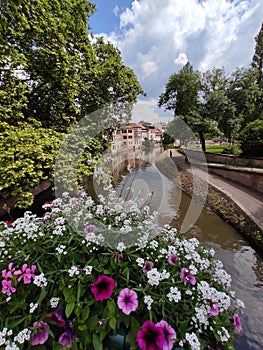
[205,145,226,153]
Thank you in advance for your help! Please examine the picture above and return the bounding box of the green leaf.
[107,299,116,314]
[87,315,98,331]
[92,333,103,350]
[78,324,87,331]
[109,317,116,330]
[65,302,75,318]
[82,305,90,321]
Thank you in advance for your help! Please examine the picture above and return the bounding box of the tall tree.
[158,63,216,151]
[0,0,144,130]
[252,21,263,118]
[252,21,263,88]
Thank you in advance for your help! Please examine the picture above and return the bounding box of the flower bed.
[0,188,244,350]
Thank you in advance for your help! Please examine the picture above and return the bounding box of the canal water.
[109,147,263,350]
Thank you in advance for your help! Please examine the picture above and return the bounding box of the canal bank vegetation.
[0,0,144,211]
[159,22,263,157]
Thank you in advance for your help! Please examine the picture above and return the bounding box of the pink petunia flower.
[233,313,242,332]
[84,224,96,234]
[117,288,138,315]
[168,254,178,266]
[210,302,219,316]
[4,221,12,227]
[180,267,196,286]
[1,279,16,296]
[142,261,154,273]
[156,320,176,350]
[14,264,36,284]
[2,262,15,279]
[45,312,65,327]
[136,320,164,350]
[31,321,49,346]
[59,330,76,348]
[91,275,115,301]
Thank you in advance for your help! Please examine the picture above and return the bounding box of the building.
[110,122,162,154]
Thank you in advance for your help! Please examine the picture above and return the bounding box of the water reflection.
[110,148,263,350]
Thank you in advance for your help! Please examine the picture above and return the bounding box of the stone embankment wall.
[155,152,263,255]
[183,149,263,168]
[182,149,263,194]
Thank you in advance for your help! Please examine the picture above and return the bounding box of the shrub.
[240,119,263,157]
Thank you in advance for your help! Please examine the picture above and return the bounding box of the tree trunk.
[199,131,206,152]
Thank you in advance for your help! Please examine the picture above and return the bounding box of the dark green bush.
[240,119,263,157]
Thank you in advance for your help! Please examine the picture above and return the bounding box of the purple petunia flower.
[168,254,178,266]
[180,267,196,286]
[91,275,115,301]
[233,313,242,332]
[59,329,76,348]
[31,321,49,346]
[117,288,138,315]
[156,320,176,350]
[14,264,36,284]
[45,311,65,327]
[143,261,154,273]
[136,320,164,350]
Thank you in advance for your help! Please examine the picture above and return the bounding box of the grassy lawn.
[205,145,227,153]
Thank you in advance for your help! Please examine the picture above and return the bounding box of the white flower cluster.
[68,266,80,277]
[0,328,31,349]
[217,327,230,342]
[29,303,38,314]
[55,244,67,255]
[185,332,201,350]
[33,273,47,288]
[144,295,154,310]
[50,297,60,308]
[146,268,170,286]
[167,286,182,303]
[83,265,93,275]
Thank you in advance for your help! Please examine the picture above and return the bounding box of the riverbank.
[155,150,263,256]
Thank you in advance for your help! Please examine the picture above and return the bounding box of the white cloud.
[104,0,263,100]
[113,6,119,17]
[131,100,173,124]
[174,53,188,65]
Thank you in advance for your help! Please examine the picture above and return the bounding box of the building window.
[128,130,132,133]
[123,135,127,139]
[128,135,133,139]
[122,130,127,133]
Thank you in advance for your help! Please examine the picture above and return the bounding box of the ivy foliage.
[0,121,104,209]
[0,121,63,208]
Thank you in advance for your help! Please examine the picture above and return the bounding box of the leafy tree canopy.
[0,0,145,130]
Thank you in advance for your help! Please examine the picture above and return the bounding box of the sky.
[89,0,263,123]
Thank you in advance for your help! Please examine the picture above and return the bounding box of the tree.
[227,67,261,127]
[240,119,263,157]
[252,21,263,118]
[158,62,200,116]
[158,63,220,151]
[252,21,263,88]
[0,0,144,130]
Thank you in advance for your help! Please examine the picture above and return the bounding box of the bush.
[240,119,263,157]
[0,121,63,208]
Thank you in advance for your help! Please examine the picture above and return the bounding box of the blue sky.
[89,0,133,34]
[89,0,263,123]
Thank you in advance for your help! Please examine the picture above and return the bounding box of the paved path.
[171,150,263,232]
[205,169,263,231]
